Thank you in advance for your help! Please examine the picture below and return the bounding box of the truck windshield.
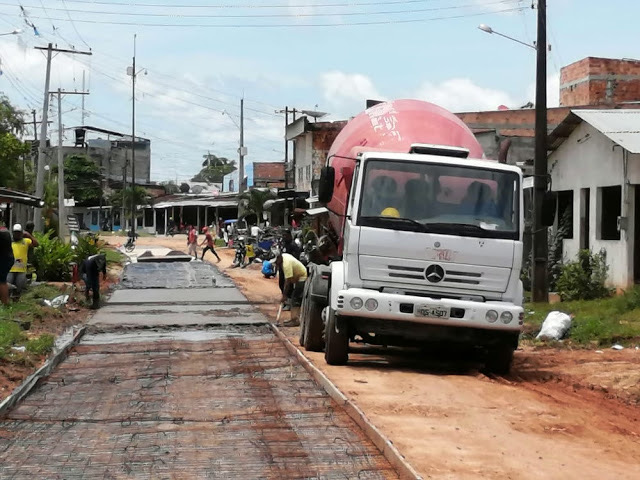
[357,159,519,239]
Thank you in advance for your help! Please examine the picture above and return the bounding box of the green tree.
[191,154,236,183]
[63,154,103,205]
[0,133,30,190]
[239,188,275,224]
[0,95,29,190]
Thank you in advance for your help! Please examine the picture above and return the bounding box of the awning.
[0,188,44,208]
[152,199,238,209]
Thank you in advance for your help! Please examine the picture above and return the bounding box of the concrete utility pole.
[238,97,246,193]
[81,70,87,125]
[127,34,146,236]
[52,89,89,239]
[33,44,92,232]
[532,0,549,303]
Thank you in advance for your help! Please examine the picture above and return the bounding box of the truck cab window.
[358,159,519,239]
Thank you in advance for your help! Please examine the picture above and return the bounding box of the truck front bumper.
[336,288,523,332]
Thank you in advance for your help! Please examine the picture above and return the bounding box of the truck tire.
[303,300,325,352]
[486,345,514,375]
[324,307,349,365]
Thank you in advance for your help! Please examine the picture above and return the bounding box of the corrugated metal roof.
[573,110,640,153]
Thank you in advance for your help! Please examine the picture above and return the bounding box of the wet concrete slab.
[89,309,267,327]
[121,261,235,289]
[0,327,398,479]
[108,288,248,305]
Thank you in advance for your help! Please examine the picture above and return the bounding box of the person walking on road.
[200,227,220,262]
[0,223,13,305]
[8,223,38,295]
[187,225,198,258]
[80,253,107,309]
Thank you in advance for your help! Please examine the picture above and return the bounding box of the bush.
[556,249,611,301]
[33,231,74,281]
[74,233,104,265]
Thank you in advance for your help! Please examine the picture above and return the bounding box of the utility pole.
[81,70,87,125]
[32,110,38,141]
[238,97,245,193]
[51,89,89,239]
[284,106,288,187]
[532,0,549,303]
[33,43,92,231]
[127,34,145,236]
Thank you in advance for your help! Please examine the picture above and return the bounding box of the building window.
[599,186,621,240]
[557,190,573,239]
[305,165,311,182]
[297,167,303,184]
[91,211,98,226]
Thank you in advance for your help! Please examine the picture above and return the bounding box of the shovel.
[275,304,283,324]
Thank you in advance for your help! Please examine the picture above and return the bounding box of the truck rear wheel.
[486,345,514,375]
[303,300,325,352]
[324,307,349,365]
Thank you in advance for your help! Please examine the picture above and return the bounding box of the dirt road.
[145,236,640,479]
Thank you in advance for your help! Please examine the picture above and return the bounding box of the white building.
[548,109,640,288]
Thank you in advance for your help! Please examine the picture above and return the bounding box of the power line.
[0,7,527,28]
[60,0,92,49]
[21,0,486,9]
[5,1,521,18]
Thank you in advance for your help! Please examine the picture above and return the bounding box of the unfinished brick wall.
[560,57,640,106]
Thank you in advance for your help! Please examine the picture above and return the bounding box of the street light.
[478,24,536,50]
[478,1,549,304]
[0,29,22,36]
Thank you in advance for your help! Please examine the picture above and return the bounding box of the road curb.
[270,324,423,480]
[0,326,87,418]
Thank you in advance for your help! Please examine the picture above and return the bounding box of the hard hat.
[381,207,400,218]
[12,223,23,232]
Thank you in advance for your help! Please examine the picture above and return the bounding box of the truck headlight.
[486,310,498,323]
[365,299,378,311]
[350,297,363,310]
[500,312,513,324]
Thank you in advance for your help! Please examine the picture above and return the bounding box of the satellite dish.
[301,110,328,121]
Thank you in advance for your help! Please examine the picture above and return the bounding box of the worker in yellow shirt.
[275,252,307,324]
[8,224,38,294]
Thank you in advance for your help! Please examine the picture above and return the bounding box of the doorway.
[634,187,640,283]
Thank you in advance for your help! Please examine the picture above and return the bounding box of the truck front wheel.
[324,307,349,365]
[485,345,515,375]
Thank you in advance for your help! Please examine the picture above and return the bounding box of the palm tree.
[239,188,276,224]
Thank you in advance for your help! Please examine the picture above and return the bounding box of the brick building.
[286,117,347,196]
[457,57,640,173]
[560,57,640,107]
[253,162,286,188]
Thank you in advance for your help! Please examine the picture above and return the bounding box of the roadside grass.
[0,284,62,360]
[524,287,640,347]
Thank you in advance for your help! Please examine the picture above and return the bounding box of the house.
[286,117,348,196]
[548,109,640,288]
[223,163,254,192]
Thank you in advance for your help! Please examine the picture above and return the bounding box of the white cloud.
[416,78,518,112]
[320,71,385,115]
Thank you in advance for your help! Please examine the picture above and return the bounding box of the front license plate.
[415,304,450,319]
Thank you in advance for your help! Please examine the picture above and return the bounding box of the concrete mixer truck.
[297,99,555,373]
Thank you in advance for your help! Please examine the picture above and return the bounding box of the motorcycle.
[124,232,138,253]
[231,236,247,268]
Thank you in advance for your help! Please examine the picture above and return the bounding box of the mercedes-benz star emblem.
[425,264,445,283]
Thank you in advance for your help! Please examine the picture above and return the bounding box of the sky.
[0,0,638,182]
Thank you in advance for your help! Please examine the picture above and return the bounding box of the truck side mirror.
[541,191,557,227]
[318,166,335,203]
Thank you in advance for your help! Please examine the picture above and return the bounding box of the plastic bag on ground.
[536,311,572,341]
[42,294,70,309]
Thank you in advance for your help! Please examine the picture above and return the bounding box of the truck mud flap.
[309,264,331,304]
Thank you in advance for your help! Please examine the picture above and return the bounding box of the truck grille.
[358,255,510,293]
